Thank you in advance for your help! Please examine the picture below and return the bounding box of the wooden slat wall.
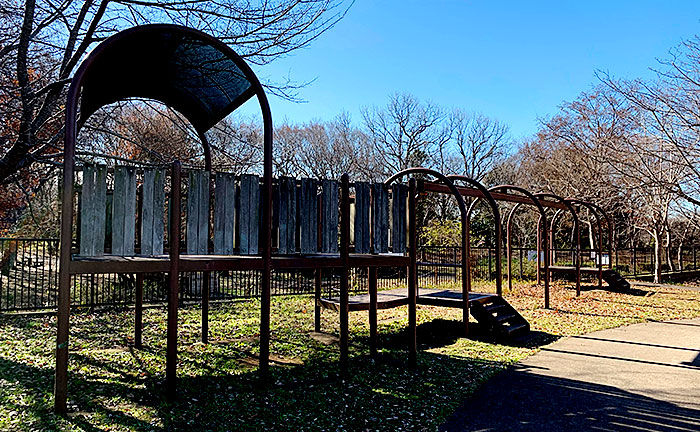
[111,166,137,255]
[321,180,339,253]
[354,182,370,254]
[239,174,260,255]
[186,170,210,254]
[299,178,319,254]
[141,168,165,256]
[277,176,296,254]
[79,164,107,256]
[371,183,389,253]
[391,184,408,254]
[214,173,236,254]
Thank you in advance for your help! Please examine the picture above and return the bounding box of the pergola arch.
[535,192,582,296]
[385,168,471,336]
[446,175,503,297]
[490,185,550,309]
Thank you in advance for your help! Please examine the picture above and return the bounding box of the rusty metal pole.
[463,211,471,337]
[166,161,182,398]
[339,174,350,375]
[543,214,550,309]
[507,207,515,292]
[135,273,144,348]
[408,178,417,367]
[536,215,542,285]
[54,71,84,414]
[202,271,210,344]
[314,269,322,332]
[368,266,378,358]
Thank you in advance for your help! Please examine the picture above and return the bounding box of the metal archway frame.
[491,185,550,309]
[386,168,471,342]
[535,193,582,296]
[446,175,503,298]
[57,24,274,414]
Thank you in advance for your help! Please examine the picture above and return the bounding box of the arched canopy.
[75,24,261,133]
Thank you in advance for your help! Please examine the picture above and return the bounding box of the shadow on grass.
[375,318,559,351]
[0,346,517,431]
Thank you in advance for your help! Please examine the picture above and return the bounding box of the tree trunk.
[665,230,675,272]
[653,230,661,284]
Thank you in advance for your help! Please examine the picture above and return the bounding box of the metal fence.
[3,238,700,312]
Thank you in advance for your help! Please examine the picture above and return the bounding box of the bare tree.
[440,110,510,182]
[0,0,351,185]
[599,37,700,208]
[272,114,376,180]
[362,92,448,176]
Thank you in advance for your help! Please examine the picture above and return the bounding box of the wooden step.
[485,303,507,313]
[505,322,529,336]
[469,296,530,339]
[495,313,517,323]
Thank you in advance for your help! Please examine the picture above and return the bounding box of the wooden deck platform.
[549,265,602,274]
[318,287,497,312]
[69,253,411,274]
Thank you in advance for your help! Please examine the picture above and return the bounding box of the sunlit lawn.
[0,280,698,431]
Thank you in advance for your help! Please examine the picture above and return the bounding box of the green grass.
[0,281,699,431]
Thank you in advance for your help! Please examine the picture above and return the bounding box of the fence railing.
[3,238,700,312]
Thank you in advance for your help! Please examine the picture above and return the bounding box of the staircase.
[602,269,631,291]
[470,296,530,339]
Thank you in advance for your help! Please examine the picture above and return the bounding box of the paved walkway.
[441,319,700,431]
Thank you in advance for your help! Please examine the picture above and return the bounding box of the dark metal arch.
[535,193,582,296]
[57,24,275,413]
[385,167,471,335]
[446,175,503,297]
[490,185,550,309]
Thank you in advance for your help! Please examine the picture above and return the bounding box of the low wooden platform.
[69,253,411,274]
[549,265,602,274]
[317,287,497,312]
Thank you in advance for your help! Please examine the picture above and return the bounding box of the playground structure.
[54,24,629,414]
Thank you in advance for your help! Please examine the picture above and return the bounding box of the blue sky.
[239,1,700,140]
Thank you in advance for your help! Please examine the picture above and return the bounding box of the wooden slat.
[321,180,339,254]
[198,171,210,254]
[371,183,389,253]
[153,169,165,255]
[239,174,260,255]
[79,164,95,256]
[354,182,370,253]
[141,168,165,256]
[112,166,136,255]
[80,164,108,256]
[277,176,296,254]
[186,171,200,254]
[214,173,236,254]
[94,166,107,256]
[141,169,155,255]
[392,184,408,254]
[213,173,226,254]
[187,170,210,254]
[300,178,319,254]
[112,167,125,255]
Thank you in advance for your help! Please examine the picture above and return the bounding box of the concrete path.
[441,319,700,431]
